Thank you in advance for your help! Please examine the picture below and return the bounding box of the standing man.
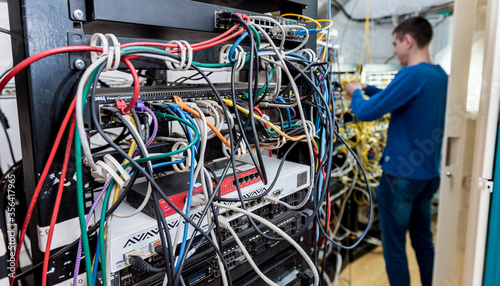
[345,17,448,286]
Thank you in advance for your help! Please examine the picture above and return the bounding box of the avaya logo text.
[123,228,159,248]
[166,212,203,230]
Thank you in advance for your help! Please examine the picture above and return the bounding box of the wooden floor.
[338,234,422,286]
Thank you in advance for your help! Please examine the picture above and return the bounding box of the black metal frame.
[7,0,317,285]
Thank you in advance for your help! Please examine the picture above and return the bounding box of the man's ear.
[403,34,413,49]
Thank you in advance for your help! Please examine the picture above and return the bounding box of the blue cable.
[129,158,188,176]
[277,97,292,128]
[92,234,100,285]
[229,31,248,62]
[294,29,320,36]
[152,157,187,169]
[166,104,196,272]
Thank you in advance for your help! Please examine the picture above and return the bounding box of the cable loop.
[299,48,316,62]
[90,33,108,64]
[90,33,121,71]
[171,141,192,172]
[222,134,247,160]
[165,40,193,71]
[220,44,246,71]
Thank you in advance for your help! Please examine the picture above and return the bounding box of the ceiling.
[318,0,453,20]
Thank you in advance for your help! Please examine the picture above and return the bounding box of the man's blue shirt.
[351,62,448,180]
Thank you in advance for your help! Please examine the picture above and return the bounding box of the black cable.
[110,107,177,283]
[139,112,150,143]
[231,14,268,185]
[174,72,213,84]
[91,127,129,153]
[84,51,233,284]
[0,108,16,164]
[130,256,166,273]
[0,27,9,35]
[97,79,110,88]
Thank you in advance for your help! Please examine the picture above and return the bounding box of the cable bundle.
[0,11,379,286]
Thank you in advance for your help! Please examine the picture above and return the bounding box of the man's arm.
[349,68,422,121]
[364,85,382,96]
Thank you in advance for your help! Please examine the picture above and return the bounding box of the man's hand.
[345,81,363,99]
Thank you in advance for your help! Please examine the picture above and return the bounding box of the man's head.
[392,17,433,66]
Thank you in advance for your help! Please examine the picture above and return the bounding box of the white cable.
[76,56,108,173]
[323,271,332,286]
[171,141,192,172]
[111,115,153,218]
[219,44,246,71]
[333,251,342,286]
[222,134,246,160]
[282,24,309,55]
[251,16,286,52]
[218,216,278,286]
[213,203,319,286]
[105,218,112,286]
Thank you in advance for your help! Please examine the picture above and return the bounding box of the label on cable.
[37,217,81,252]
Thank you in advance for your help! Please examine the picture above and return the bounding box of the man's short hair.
[392,16,433,48]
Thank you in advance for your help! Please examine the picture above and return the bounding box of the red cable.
[121,24,242,50]
[10,96,76,285]
[253,106,269,130]
[41,114,76,286]
[122,57,140,113]
[0,46,102,93]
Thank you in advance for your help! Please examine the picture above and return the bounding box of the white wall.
[0,2,22,173]
[324,0,454,71]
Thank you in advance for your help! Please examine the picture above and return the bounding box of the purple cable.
[72,178,112,285]
[290,107,297,119]
[132,106,158,158]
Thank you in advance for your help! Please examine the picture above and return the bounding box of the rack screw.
[74,59,86,70]
[73,9,84,21]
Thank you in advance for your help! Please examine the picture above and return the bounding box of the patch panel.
[215,10,307,42]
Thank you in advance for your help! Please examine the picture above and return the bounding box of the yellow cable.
[222,99,308,141]
[113,115,138,204]
[357,0,371,75]
[313,19,334,31]
[280,13,322,31]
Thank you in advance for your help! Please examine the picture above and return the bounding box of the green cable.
[120,23,262,69]
[249,24,261,50]
[264,123,303,135]
[75,129,94,285]
[256,67,275,97]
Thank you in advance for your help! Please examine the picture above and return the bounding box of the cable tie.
[221,134,246,160]
[90,33,108,64]
[259,114,270,124]
[134,99,146,112]
[115,99,129,114]
[219,44,245,71]
[104,33,121,71]
[95,160,125,187]
[171,141,191,172]
[103,154,130,182]
[165,40,192,71]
